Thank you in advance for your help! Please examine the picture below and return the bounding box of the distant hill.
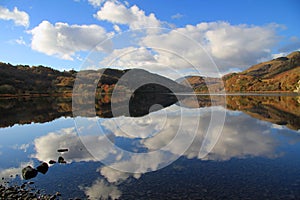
[224,51,300,92]
[0,64,188,97]
[0,64,190,117]
[182,51,300,93]
[0,62,75,96]
[180,76,223,93]
[0,51,299,96]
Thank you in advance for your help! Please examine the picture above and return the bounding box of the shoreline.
[0,182,61,200]
[0,91,299,98]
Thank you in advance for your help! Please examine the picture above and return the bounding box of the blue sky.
[0,0,299,77]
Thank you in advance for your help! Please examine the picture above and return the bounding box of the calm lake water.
[0,95,300,199]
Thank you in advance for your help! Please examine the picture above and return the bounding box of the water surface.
[0,95,300,199]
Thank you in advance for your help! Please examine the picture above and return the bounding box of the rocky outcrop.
[36,162,49,174]
[22,166,38,180]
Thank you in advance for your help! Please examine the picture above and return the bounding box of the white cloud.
[272,52,288,59]
[194,114,277,161]
[101,111,167,139]
[171,13,183,20]
[31,106,282,185]
[88,0,106,7]
[15,36,27,46]
[113,24,121,32]
[94,1,161,29]
[0,6,29,27]
[88,0,119,7]
[101,107,279,162]
[99,166,141,183]
[0,161,34,181]
[148,109,278,161]
[141,22,279,74]
[99,152,171,181]
[80,179,121,200]
[32,124,118,164]
[94,21,280,78]
[33,127,96,162]
[26,2,280,75]
[91,106,280,182]
[12,143,30,152]
[28,20,112,60]
[99,46,158,68]
[205,23,278,66]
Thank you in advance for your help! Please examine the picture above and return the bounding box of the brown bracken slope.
[182,51,300,93]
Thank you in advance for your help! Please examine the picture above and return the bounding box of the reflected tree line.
[0,94,299,130]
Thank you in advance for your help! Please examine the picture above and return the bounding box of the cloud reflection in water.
[29,106,284,187]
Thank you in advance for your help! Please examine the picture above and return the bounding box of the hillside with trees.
[183,51,300,93]
[0,51,299,98]
[0,62,75,96]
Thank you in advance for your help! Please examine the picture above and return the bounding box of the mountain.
[0,62,76,96]
[0,64,191,117]
[0,51,299,97]
[182,51,300,93]
[241,51,300,78]
[0,64,188,96]
[180,76,223,93]
[224,51,300,92]
[72,68,190,117]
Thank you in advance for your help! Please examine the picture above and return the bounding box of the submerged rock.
[58,156,66,164]
[49,160,56,164]
[57,148,68,153]
[36,162,49,174]
[22,166,38,180]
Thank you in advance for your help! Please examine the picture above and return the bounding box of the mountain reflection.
[27,106,295,196]
[0,94,299,130]
[33,107,280,163]
[0,97,72,127]
[1,95,300,199]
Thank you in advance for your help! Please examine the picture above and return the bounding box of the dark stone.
[21,183,26,189]
[49,160,56,164]
[58,156,66,164]
[57,148,68,152]
[36,162,49,174]
[22,166,38,180]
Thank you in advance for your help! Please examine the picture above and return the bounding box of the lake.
[0,94,300,199]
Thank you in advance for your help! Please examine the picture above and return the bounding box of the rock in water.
[36,162,49,174]
[49,160,56,164]
[57,148,68,152]
[22,166,38,180]
[58,156,66,164]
